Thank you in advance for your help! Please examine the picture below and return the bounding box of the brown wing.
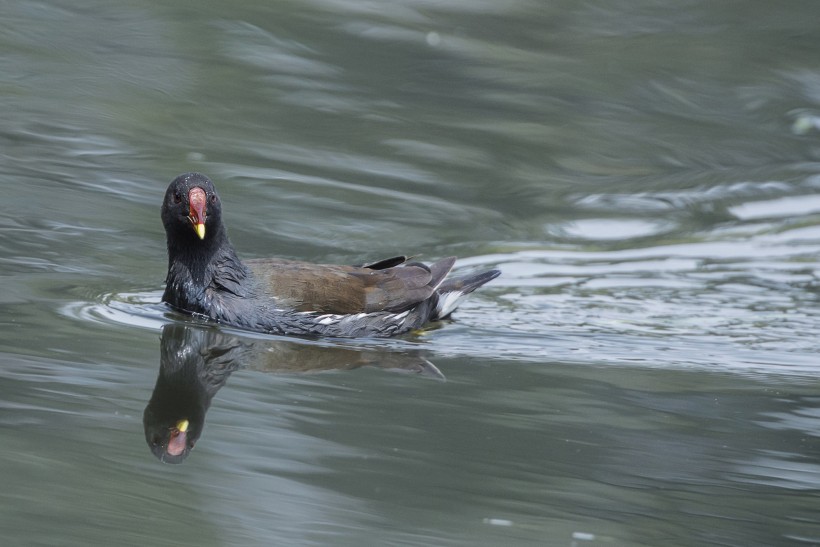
[245,257,455,314]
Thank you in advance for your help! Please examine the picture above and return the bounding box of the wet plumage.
[161,172,500,338]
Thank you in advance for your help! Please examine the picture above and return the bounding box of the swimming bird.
[161,172,500,338]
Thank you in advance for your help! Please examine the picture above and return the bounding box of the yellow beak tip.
[194,223,205,240]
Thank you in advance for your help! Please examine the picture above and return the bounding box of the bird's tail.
[432,268,501,320]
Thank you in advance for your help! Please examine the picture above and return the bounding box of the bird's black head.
[161,172,224,245]
[143,413,200,464]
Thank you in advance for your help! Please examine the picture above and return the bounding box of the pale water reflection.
[144,324,443,463]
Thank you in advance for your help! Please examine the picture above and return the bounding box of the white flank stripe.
[435,291,464,318]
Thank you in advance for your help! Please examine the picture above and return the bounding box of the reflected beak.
[167,419,189,457]
[188,187,207,240]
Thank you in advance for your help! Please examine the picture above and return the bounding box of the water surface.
[1,1,820,545]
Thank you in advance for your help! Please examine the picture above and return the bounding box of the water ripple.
[60,291,172,332]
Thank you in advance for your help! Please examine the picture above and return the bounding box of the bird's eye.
[172,192,182,204]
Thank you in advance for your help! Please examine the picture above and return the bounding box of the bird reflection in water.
[143,323,443,463]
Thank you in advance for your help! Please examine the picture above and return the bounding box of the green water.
[1,1,820,545]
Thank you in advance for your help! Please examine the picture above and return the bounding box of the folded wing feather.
[245,256,456,315]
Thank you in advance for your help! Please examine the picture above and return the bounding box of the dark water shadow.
[143,323,443,464]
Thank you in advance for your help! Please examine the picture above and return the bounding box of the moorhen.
[143,324,241,463]
[161,172,500,337]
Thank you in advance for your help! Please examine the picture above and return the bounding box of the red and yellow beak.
[166,418,189,457]
[188,187,207,240]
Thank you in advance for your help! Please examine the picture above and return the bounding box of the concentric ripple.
[60,290,176,332]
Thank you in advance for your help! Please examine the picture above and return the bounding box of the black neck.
[163,226,249,313]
